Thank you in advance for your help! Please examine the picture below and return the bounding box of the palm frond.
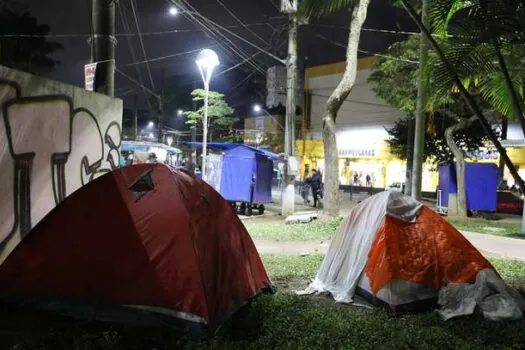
[299,0,358,18]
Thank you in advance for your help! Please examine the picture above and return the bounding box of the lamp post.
[196,49,220,181]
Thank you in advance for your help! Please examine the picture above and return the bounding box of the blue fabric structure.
[185,143,281,203]
[438,162,499,212]
[219,145,274,203]
[186,142,282,160]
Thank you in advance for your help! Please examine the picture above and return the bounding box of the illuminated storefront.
[296,139,439,192]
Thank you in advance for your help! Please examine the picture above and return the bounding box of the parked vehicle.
[496,191,524,215]
[388,182,405,193]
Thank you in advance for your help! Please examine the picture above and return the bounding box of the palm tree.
[429,0,525,133]
[300,0,371,216]
[399,0,525,197]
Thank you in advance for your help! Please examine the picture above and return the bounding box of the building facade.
[297,57,525,191]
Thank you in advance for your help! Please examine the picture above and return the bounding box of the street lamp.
[196,48,220,180]
[147,121,154,128]
[177,109,184,116]
[253,104,285,130]
[168,7,178,16]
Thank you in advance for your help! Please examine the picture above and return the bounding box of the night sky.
[17,0,416,114]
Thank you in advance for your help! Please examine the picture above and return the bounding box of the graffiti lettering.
[0,74,122,263]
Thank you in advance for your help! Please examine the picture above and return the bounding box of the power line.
[313,32,419,64]
[0,23,274,39]
[226,70,256,97]
[215,0,269,46]
[129,0,156,91]
[174,0,268,74]
[116,68,159,98]
[117,0,152,110]
[118,47,209,68]
[214,51,263,77]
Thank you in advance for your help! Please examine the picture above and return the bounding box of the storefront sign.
[339,148,376,157]
[84,63,97,91]
[466,150,498,160]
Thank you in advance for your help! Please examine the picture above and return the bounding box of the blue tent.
[438,162,498,212]
[187,143,282,204]
[186,142,282,160]
[220,146,274,203]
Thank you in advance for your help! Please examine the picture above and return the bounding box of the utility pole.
[133,92,138,140]
[281,0,299,216]
[91,0,117,97]
[158,68,165,143]
[190,81,198,174]
[410,0,429,200]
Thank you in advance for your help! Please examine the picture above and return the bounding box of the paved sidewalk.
[462,231,525,261]
[253,231,525,261]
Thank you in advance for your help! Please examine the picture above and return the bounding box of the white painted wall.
[307,69,406,145]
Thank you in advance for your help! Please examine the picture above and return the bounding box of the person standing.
[302,169,311,204]
[310,169,322,208]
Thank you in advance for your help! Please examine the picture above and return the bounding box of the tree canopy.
[386,113,492,164]
[185,89,237,142]
[0,9,62,74]
[368,35,495,164]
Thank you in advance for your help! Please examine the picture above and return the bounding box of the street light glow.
[168,7,178,16]
[196,49,220,181]
[149,132,154,139]
[177,109,184,116]
[253,104,262,113]
[147,121,154,128]
[195,49,220,72]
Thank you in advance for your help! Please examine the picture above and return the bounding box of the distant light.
[253,104,262,113]
[148,121,154,128]
[149,132,154,139]
[177,109,184,116]
[169,7,178,16]
[166,136,174,146]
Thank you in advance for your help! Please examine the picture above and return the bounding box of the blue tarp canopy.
[186,142,283,161]
[121,141,182,154]
[438,162,498,212]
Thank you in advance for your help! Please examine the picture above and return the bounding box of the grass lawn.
[2,255,525,349]
[244,216,343,241]
[244,213,524,242]
[447,217,524,238]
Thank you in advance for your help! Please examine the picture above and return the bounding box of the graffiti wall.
[0,66,123,263]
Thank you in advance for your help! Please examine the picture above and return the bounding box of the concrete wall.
[0,66,123,263]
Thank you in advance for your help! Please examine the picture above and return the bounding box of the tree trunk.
[444,116,477,220]
[322,0,370,217]
[405,116,415,196]
[411,0,430,200]
[499,115,508,183]
[401,0,525,195]
[323,111,339,216]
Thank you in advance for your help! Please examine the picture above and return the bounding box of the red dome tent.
[0,164,274,334]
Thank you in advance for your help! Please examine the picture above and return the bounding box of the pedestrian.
[310,169,322,208]
[302,169,311,204]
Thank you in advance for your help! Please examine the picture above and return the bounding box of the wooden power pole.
[91,0,117,97]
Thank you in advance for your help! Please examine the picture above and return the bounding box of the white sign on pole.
[280,0,298,13]
[84,63,98,91]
